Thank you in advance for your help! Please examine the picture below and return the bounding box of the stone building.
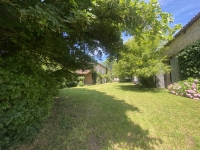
[163,12,200,87]
[76,63,108,84]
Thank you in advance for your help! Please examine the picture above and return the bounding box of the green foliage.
[102,59,116,82]
[178,40,200,80]
[105,73,113,83]
[92,71,97,84]
[77,76,85,86]
[95,73,108,84]
[78,76,85,82]
[91,71,108,84]
[96,73,103,84]
[59,77,78,88]
[139,76,156,87]
[1,0,181,66]
[113,35,171,78]
[102,59,115,70]
[168,78,200,100]
[0,68,56,149]
[78,81,84,87]
[113,13,181,79]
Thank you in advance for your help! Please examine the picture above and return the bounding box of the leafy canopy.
[1,0,178,77]
[113,21,181,78]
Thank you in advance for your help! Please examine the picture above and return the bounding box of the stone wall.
[94,64,107,74]
[85,72,93,84]
[165,18,200,57]
[164,16,200,88]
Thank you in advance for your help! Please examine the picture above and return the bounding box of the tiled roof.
[97,62,107,69]
[167,12,200,45]
[174,12,200,38]
[76,70,91,75]
[75,62,108,75]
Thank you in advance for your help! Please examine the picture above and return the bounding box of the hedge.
[0,67,57,149]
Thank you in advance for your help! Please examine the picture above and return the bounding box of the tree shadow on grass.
[118,84,163,93]
[19,87,163,150]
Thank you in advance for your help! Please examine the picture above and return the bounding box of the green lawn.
[20,83,200,150]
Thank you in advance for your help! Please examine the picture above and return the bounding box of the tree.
[1,0,177,72]
[0,0,180,148]
[113,36,167,77]
[102,59,116,70]
[102,59,116,82]
[113,23,181,85]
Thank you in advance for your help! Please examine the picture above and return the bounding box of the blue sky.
[159,0,200,26]
[122,0,200,42]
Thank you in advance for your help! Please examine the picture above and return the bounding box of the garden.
[168,78,200,100]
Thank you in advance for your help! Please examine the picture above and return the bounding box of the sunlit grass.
[19,83,200,150]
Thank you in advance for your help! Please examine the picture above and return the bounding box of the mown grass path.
[20,83,200,150]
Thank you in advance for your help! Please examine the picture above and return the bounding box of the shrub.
[59,77,78,88]
[77,76,85,86]
[96,73,103,84]
[66,80,78,87]
[78,76,85,82]
[78,81,84,86]
[139,76,156,87]
[106,73,114,83]
[0,68,57,149]
[92,71,97,84]
[168,78,200,100]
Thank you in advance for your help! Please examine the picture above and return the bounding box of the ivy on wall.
[178,40,200,80]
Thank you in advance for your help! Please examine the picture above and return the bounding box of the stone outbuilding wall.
[94,63,107,74]
[164,15,200,57]
[163,12,200,88]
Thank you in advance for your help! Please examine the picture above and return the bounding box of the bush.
[92,71,97,84]
[78,81,84,86]
[59,77,78,88]
[66,80,78,87]
[77,76,85,86]
[78,76,85,82]
[0,68,57,149]
[96,73,103,84]
[168,78,200,100]
[139,76,156,87]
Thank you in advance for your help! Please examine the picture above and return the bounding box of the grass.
[19,83,200,150]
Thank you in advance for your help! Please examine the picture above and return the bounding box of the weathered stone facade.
[164,17,200,57]
[94,63,107,75]
[164,12,200,88]
[76,63,108,84]
[94,63,108,83]
[84,72,93,84]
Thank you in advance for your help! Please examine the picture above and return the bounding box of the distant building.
[76,63,108,84]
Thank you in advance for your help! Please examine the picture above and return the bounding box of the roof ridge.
[174,11,200,38]
[165,12,200,47]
